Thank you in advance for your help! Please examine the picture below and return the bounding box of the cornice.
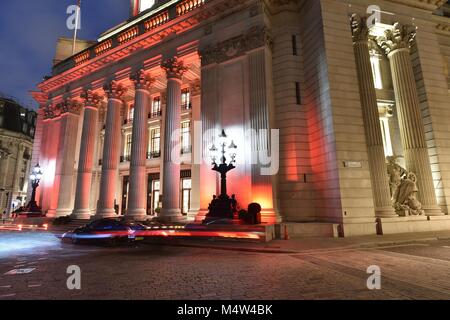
[37,0,248,94]
[433,14,450,36]
[200,26,272,66]
[387,0,447,11]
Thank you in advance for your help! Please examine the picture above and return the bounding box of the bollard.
[284,225,290,240]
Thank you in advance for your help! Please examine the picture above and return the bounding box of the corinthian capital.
[162,57,188,80]
[81,90,103,109]
[44,104,55,120]
[131,69,155,91]
[61,99,82,115]
[103,80,127,100]
[350,14,369,43]
[376,22,417,56]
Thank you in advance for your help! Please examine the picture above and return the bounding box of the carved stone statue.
[387,157,425,216]
[387,156,407,196]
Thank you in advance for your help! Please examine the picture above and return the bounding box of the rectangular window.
[181,88,191,110]
[149,127,161,158]
[128,105,134,122]
[181,178,192,215]
[151,96,161,117]
[181,121,191,154]
[380,118,393,157]
[292,35,298,56]
[295,82,301,105]
[124,134,132,161]
[152,180,160,214]
[370,55,383,89]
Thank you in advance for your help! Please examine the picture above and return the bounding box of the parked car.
[61,218,147,245]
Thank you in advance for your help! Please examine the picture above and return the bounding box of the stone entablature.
[388,0,447,11]
[200,26,272,66]
[434,15,450,36]
[43,0,249,93]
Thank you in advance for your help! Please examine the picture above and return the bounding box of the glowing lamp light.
[14,163,44,217]
[32,164,44,182]
[218,129,228,147]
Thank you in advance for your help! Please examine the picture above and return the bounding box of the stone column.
[159,57,187,221]
[72,90,103,219]
[188,80,201,221]
[196,61,219,222]
[39,106,54,214]
[126,70,154,221]
[247,46,281,223]
[95,81,127,219]
[377,23,442,216]
[44,106,62,217]
[350,15,397,218]
[54,100,81,217]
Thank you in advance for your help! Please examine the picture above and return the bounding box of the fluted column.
[247,46,281,223]
[377,23,442,216]
[40,105,59,215]
[55,99,82,217]
[159,57,187,221]
[95,81,127,219]
[126,70,154,221]
[72,90,103,219]
[351,15,396,218]
[197,63,219,222]
[188,80,201,221]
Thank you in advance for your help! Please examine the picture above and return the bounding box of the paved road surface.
[1,232,450,299]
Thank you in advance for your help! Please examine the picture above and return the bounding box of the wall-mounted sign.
[343,161,362,168]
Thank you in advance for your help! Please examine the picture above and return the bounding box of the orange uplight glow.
[0,224,50,232]
[137,230,262,240]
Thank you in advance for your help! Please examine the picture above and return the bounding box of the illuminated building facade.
[0,95,36,215]
[32,0,450,236]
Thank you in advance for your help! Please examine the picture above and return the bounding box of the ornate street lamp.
[16,164,44,217]
[204,129,238,222]
[210,129,237,198]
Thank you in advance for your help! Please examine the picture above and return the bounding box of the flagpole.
[72,0,81,55]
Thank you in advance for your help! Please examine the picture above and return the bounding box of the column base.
[125,209,148,222]
[424,206,444,216]
[94,208,117,220]
[375,206,398,218]
[70,209,93,220]
[46,209,57,218]
[187,209,200,222]
[156,208,184,223]
[261,208,282,224]
[194,209,208,223]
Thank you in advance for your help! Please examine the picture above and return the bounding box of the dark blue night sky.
[0,0,129,109]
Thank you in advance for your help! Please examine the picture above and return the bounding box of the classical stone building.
[31,0,450,236]
[0,95,37,215]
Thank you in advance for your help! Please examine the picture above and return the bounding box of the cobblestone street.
[1,232,450,300]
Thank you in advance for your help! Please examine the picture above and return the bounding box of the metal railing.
[148,110,162,119]
[147,151,161,159]
[181,146,192,154]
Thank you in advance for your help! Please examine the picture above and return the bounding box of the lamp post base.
[13,200,44,218]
